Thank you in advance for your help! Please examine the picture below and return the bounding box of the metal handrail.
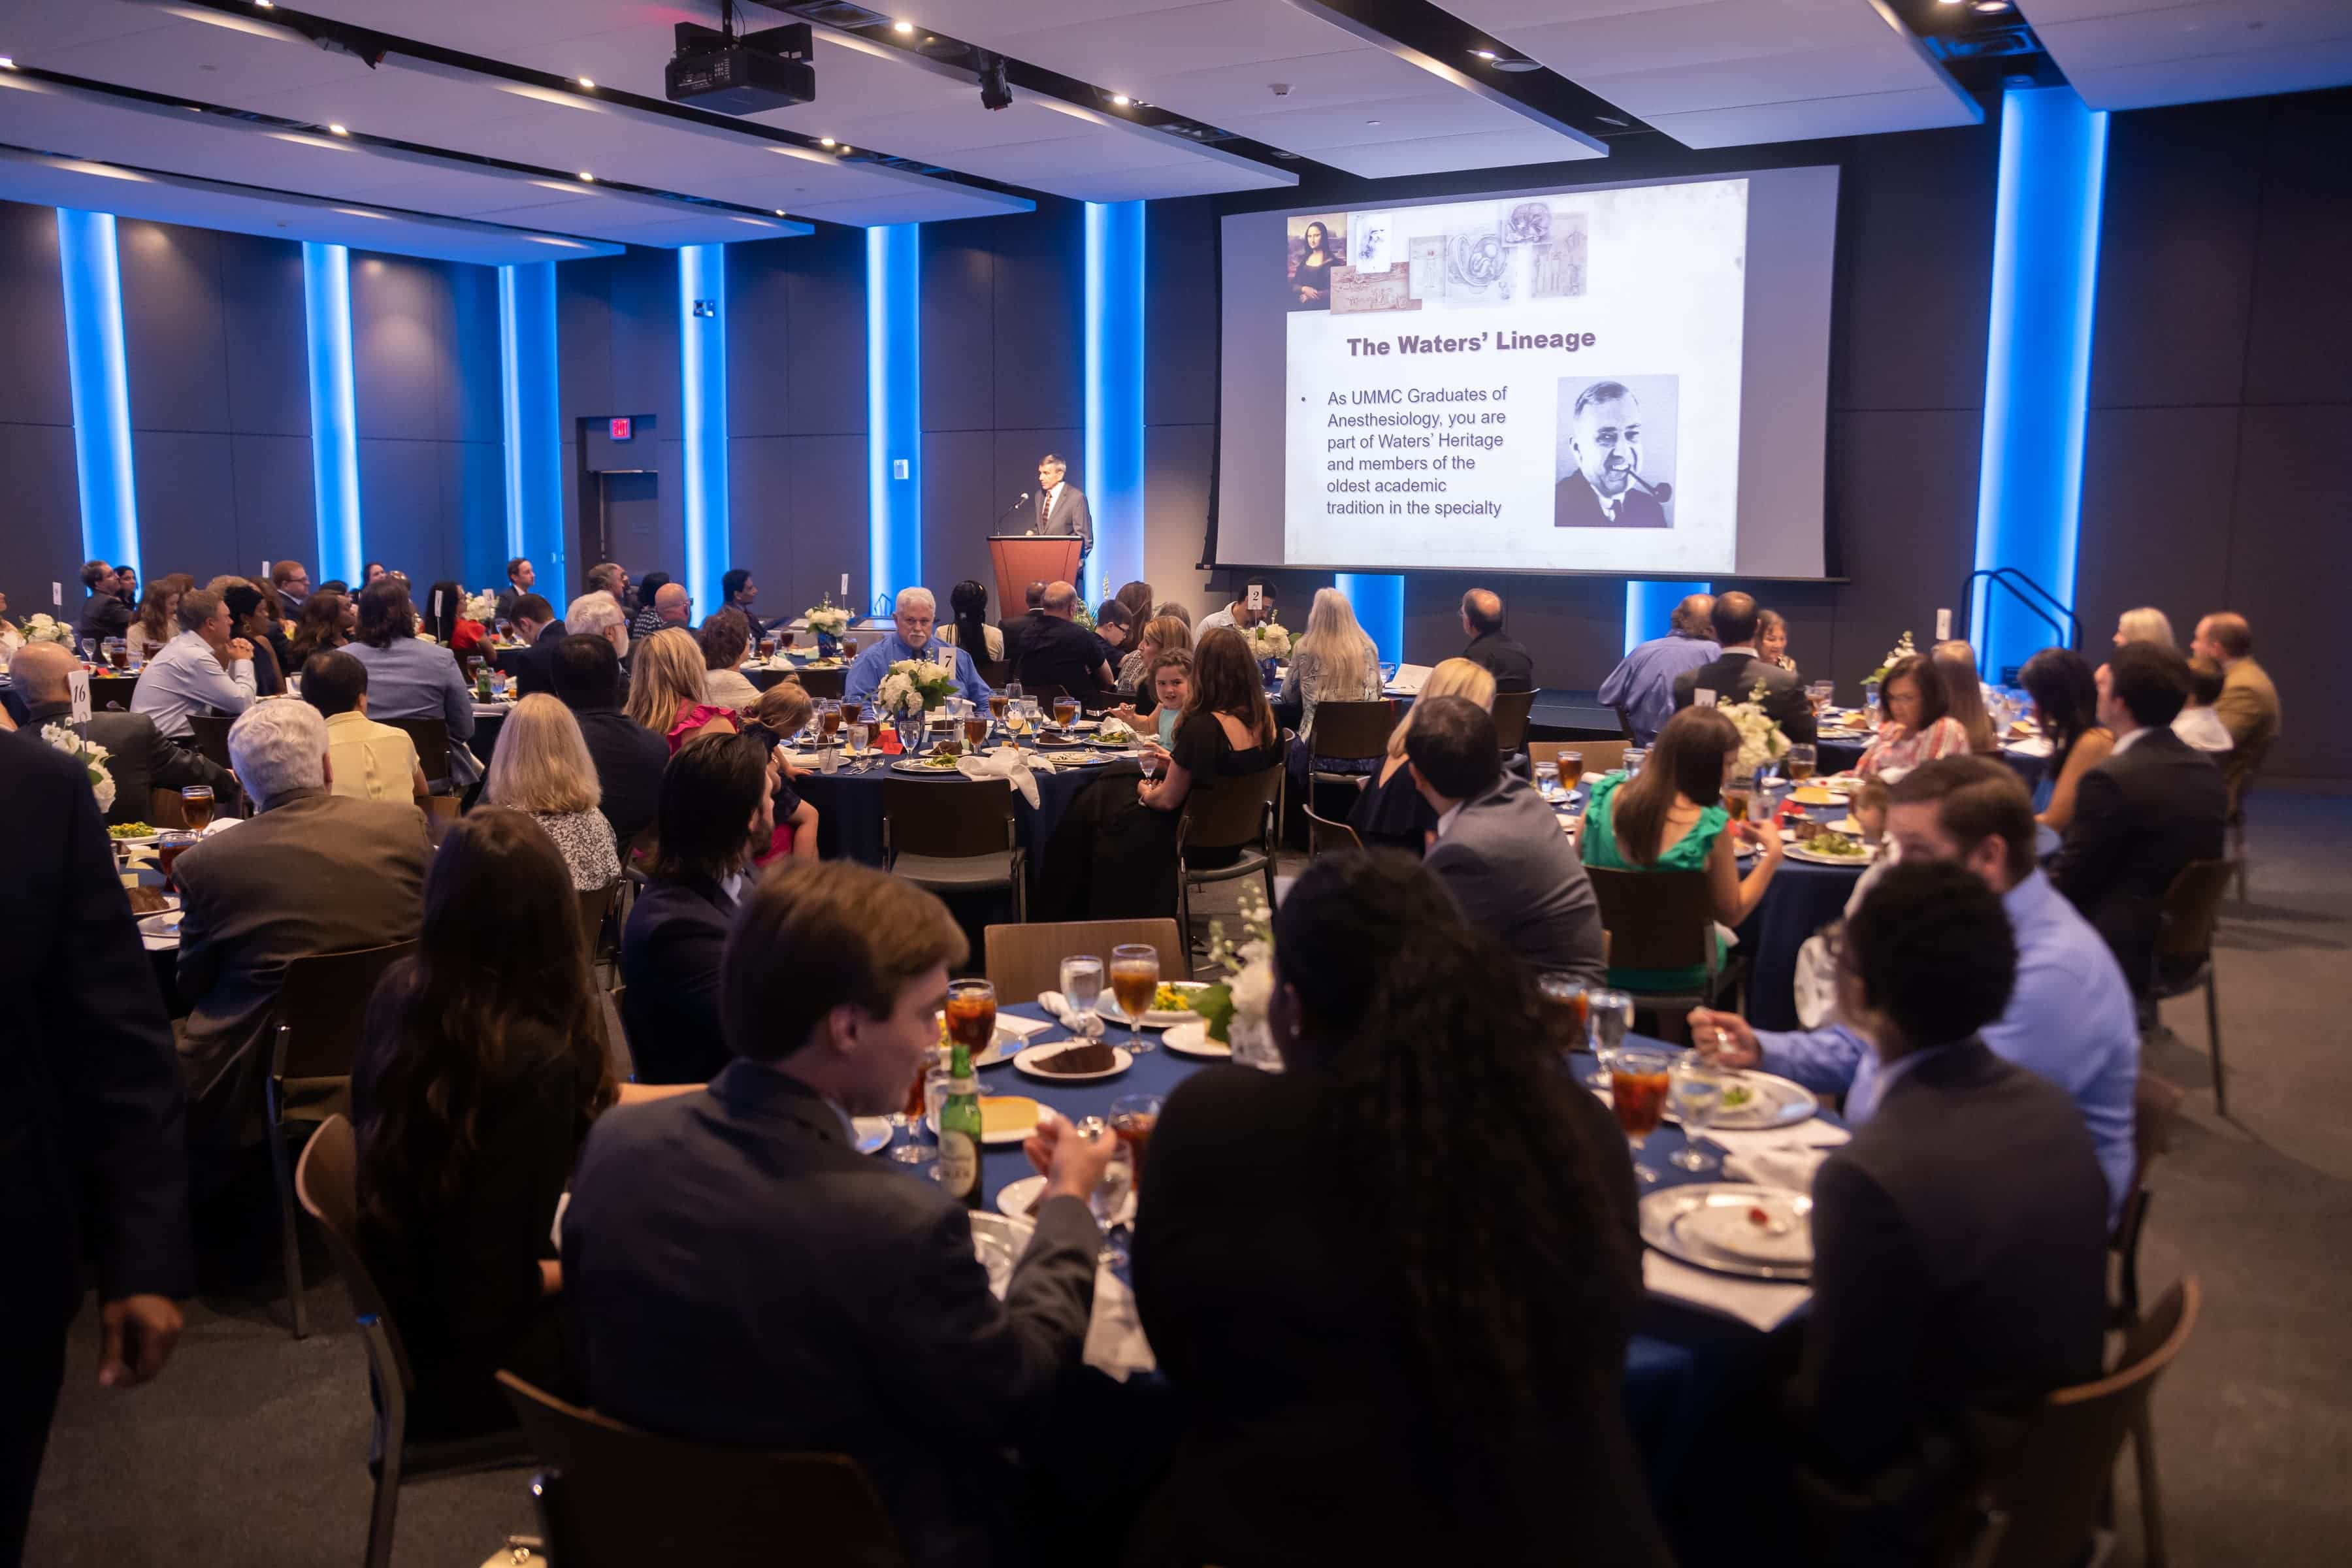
[1961,567,2079,659]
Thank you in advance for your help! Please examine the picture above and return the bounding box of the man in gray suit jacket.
[8,644,235,826]
[1034,451,1092,559]
[172,701,428,1152]
[565,861,1117,1568]
[1406,696,1608,986]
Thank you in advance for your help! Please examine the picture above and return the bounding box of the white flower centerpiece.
[1722,679,1791,777]
[804,597,851,659]
[873,659,960,749]
[20,613,76,649]
[41,723,117,814]
[1241,619,1292,662]
[1187,885,1282,1071]
[1867,630,1916,687]
[461,589,498,625]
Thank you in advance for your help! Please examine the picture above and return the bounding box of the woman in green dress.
[1580,705,1783,993]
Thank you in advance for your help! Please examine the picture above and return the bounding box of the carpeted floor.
[24,794,2352,1565]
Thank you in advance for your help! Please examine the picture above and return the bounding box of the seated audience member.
[1196,580,1276,635]
[212,583,284,698]
[2174,655,2234,753]
[493,556,534,624]
[363,561,389,587]
[844,587,991,706]
[1039,627,1281,921]
[344,579,478,777]
[1114,579,1156,627]
[1131,851,1667,1566]
[301,651,428,807]
[619,734,774,1083]
[566,860,1113,1568]
[1350,657,1495,854]
[627,571,674,640]
[627,627,737,753]
[1581,706,1783,994]
[939,579,1003,662]
[1933,640,1997,754]
[552,634,665,857]
[130,587,257,741]
[1112,647,1191,750]
[2050,641,2228,990]
[721,568,782,636]
[746,678,813,749]
[482,695,622,892]
[1673,591,1816,743]
[744,684,821,864]
[1614,598,1723,737]
[1117,613,1190,696]
[2189,611,2279,801]
[1458,587,1535,691]
[1855,654,1968,778]
[1697,757,2139,1222]
[8,643,235,825]
[1152,598,1193,631]
[1011,581,1115,702]
[1405,697,1608,987]
[172,702,429,1151]
[287,589,354,664]
[2114,605,2176,648]
[1757,607,1798,674]
[2019,647,2112,830]
[250,580,297,691]
[417,578,484,652]
[497,595,564,697]
[1281,587,1386,788]
[698,608,762,713]
[270,559,311,612]
[1002,580,1048,667]
[80,559,134,643]
[565,591,631,670]
[1789,859,2108,1563]
[128,581,179,662]
[1091,598,1135,678]
[585,561,629,608]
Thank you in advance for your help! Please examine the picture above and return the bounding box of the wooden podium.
[988,534,1083,621]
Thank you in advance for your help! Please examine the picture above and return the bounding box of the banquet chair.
[882,778,1026,921]
[1586,867,1742,1034]
[2149,858,2232,1115]
[1302,698,1392,795]
[576,882,620,973]
[1950,1277,2201,1568]
[1531,739,1629,779]
[984,918,1188,1002]
[269,940,417,1339]
[384,717,451,792]
[1301,801,1364,858]
[1490,687,1537,753]
[296,1118,534,1568]
[1177,756,1285,946]
[88,673,137,711]
[796,666,847,702]
[2223,740,2266,902]
[188,712,235,773]
[496,1372,908,1568]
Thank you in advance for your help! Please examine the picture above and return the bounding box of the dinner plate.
[1013,1041,1132,1083]
[998,1173,1135,1228]
[137,909,184,941]
[970,1211,1035,1299]
[1784,840,1876,868]
[851,1117,893,1156]
[1788,786,1841,808]
[1816,727,1869,741]
[1102,981,1210,1029]
[890,757,966,776]
[927,1095,1041,1146]
[108,830,161,849]
[1640,1183,1814,1281]
[1160,1020,1233,1060]
[1693,1070,1821,1131]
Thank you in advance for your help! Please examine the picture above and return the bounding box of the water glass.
[1059,955,1105,1024]
[1622,747,1647,778]
[1783,743,1817,783]
[1534,762,1561,802]
[1071,1115,1132,1266]
[1808,680,1834,714]
[1669,1056,1726,1172]
[1584,988,1634,1089]
[848,719,872,755]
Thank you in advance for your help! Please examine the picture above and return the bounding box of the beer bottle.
[938,1042,983,1209]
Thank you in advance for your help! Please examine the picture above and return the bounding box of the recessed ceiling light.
[254,1,274,8]
[0,57,15,70]
[819,135,835,146]
[775,209,787,216]
[577,171,595,182]
[577,76,595,90]
[838,145,851,154]
[1470,49,1498,61]
[1366,119,1380,126]
[893,20,914,33]
[327,123,348,135]
[1972,1,2010,10]
[1111,93,1130,106]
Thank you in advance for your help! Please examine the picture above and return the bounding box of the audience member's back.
[551,633,666,855]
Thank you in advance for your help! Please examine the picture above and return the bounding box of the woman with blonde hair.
[1350,657,1497,854]
[1931,639,1998,754]
[483,694,623,890]
[625,627,737,752]
[1282,587,1384,744]
[2113,606,2175,648]
[1119,613,1192,694]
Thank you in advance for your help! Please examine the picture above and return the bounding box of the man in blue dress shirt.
[1597,593,1716,745]
[843,587,992,708]
[1693,755,2140,1226]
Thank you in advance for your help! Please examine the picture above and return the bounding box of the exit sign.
[609,416,633,442]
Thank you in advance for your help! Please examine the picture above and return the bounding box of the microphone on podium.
[998,490,1034,522]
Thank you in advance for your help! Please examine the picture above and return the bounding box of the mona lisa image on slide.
[1286,214,1347,312]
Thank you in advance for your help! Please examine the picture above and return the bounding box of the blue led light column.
[1624,580,1713,654]
[1336,573,1404,664]
[867,224,922,605]
[302,242,364,585]
[679,244,730,617]
[1083,201,1145,607]
[498,261,564,591]
[1972,86,2107,679]
[56,209,141,578]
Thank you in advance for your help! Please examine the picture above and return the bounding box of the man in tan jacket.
[2191,612,2279,799]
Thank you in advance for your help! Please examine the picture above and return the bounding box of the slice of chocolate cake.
[1034,1041,1119,1075]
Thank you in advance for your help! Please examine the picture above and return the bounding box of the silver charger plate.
[889,757,967,775]
[1699,1070,1821,1130]
[1640,1183,1814,1282]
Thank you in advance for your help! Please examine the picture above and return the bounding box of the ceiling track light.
[893,20,914,34]
[327,123,348,135]
[576,76,595,90]
[577,170,595,182]
[819,135,835,146]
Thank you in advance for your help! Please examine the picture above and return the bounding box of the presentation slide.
[1217,167,1839,581]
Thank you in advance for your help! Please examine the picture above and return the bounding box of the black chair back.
[384,717,451,786]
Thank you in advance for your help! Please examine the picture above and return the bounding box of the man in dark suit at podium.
[1554,382,1667,531]
[1033,453,1092,560]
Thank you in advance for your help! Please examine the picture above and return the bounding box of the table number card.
[1696,689,1718,708]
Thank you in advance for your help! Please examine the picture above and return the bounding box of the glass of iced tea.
[1558,749,1585,792]
[819,702,843,741]
[890,1045,941,1165]
[1053,696,1078,731]
[1609,1045,1674,1182]
[105,638,128,672]
[1109,1092,1163,1196]
[964,713,990,749]
[180,785,216,832]
[945,979,998,1060]
[1536,974,1590,1058]
[1723,787,1750,825]
[155,830,200,892]
[1109,943,1159,1054]
[1783,743,1816,783]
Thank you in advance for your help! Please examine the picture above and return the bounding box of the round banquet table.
[1815,732,2050,792]
[790,745,1130,876]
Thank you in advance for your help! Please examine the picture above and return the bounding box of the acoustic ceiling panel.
[2023,0,2352,111]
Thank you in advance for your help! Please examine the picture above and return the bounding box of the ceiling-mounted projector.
[666,19,815,115]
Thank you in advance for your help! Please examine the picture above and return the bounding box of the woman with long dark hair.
[287,590,352,662]
[1130,850,1669,1565]
[352,810,688,1439]
[129,581,178,661]
[2020,645,2112,830]
[939,578,1001,662]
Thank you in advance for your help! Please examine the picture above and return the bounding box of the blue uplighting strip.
[1336,573,1404,665]
[1625,580,1712,655]
[679,244,730,618]
[56,209,141,579]
[497,262,564,591]
[1083,201,1145,608]
[1973,86,2107,679]
[867,224,922,606]
[301,242,363,585]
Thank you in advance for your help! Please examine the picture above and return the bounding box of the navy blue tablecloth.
[792,749,1128,882]
[1816,734,2048,792]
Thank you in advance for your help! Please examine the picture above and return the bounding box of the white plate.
[1161,1020,1233,1060]
[890,757,966,776]
[852,1117,893,1155]
[927,1096,1042,1146]
[1784,840,1876,868]
[108,831,161,849]
[970,1211,1035,1299]
[1640,1183,1814,1281]
[1013,1041,1132,1083]
[137,909,184,940]
[1102,981,1209,1030]
[997,1172,1134,1228]
[1690,1070,1821,1131]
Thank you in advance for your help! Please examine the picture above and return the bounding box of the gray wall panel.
[216,233,310,439]
[229,433,317,577]
[116,220,229,435]
[130,430,236,581]
[2223,403,2349,784]
[351,253,445,442]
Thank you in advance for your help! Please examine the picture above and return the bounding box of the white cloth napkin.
[1710,1122,1851,1194]
[2005,736,2054,758]
[956,746,1039,808]
[1035,992,1106,1039]
[1083,1266,1157,1381]
[1642,1253,1812,1333]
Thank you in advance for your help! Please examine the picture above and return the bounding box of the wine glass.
[1610,1045,1674,1184]
[1109,944,1159,1055]
[1059,955,1105,1028]
[1071,1115,1132,1266]
[179,785,216,832]
[1109,1092,1163,1200]
[1584,987,1633,1090]
[1808,680,1835,715]
[1669,1055,1726,1172]
[1784,743,1817,783]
